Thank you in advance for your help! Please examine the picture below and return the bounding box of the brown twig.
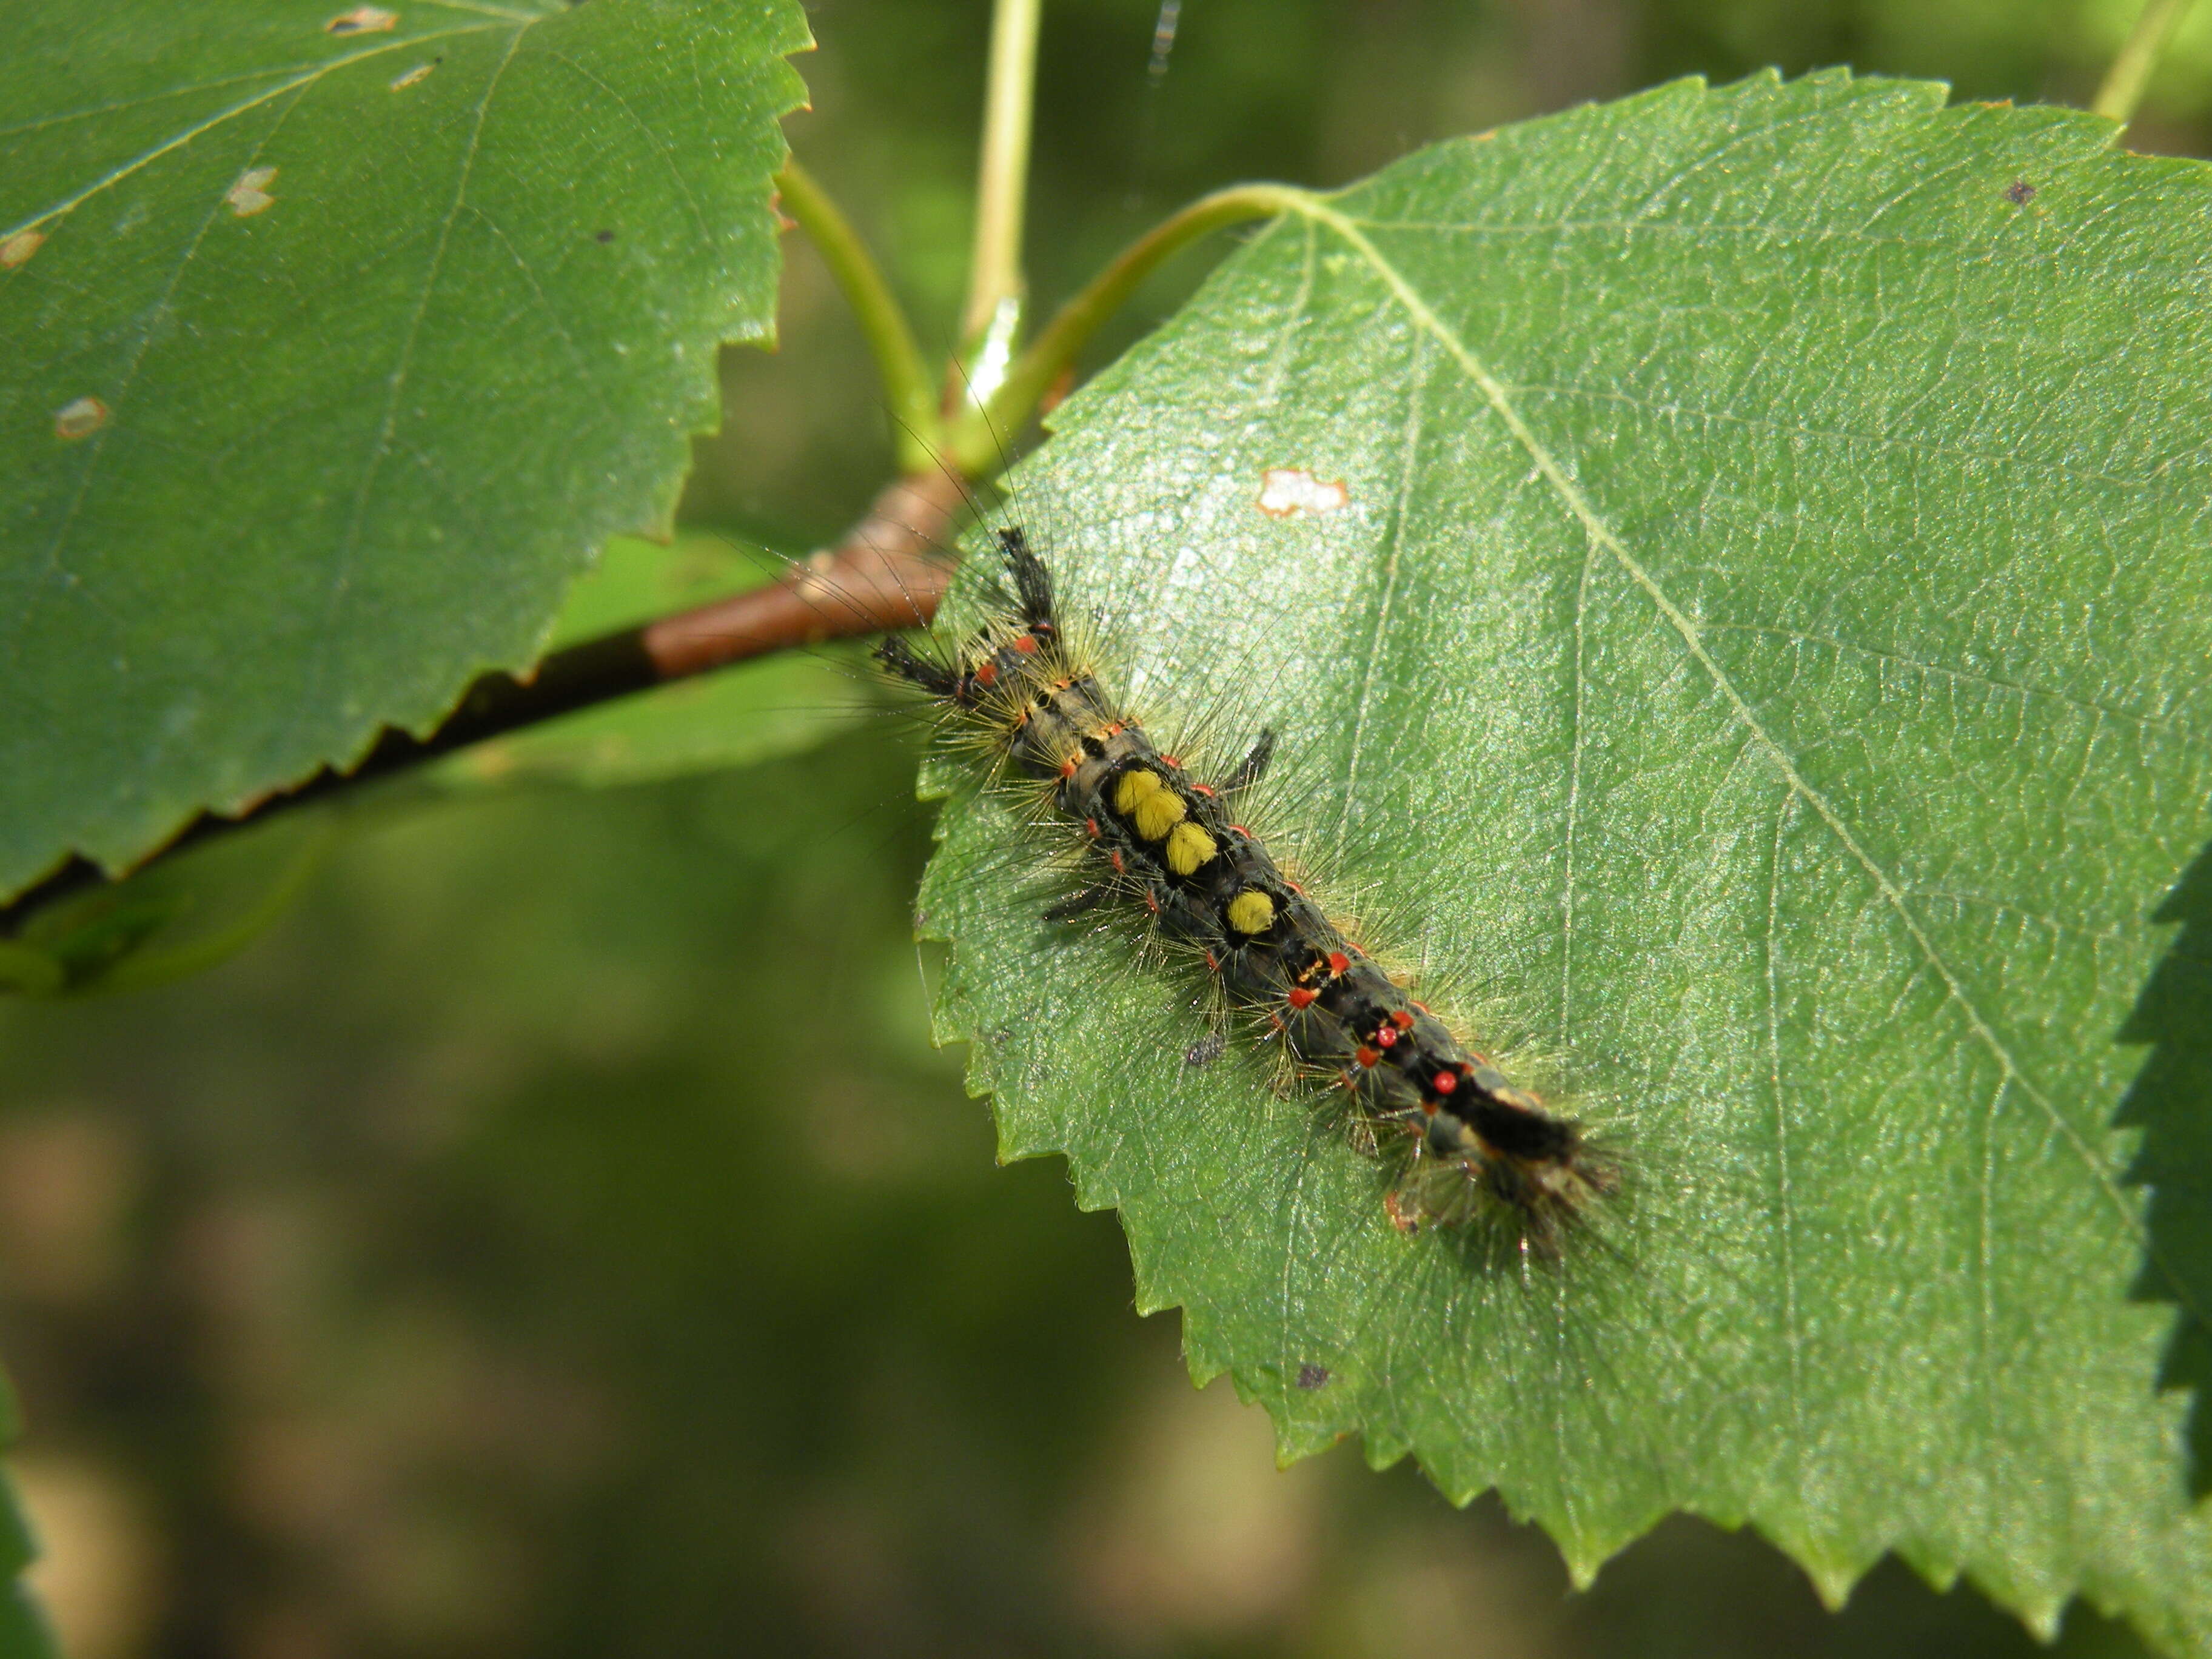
[2,469,968,936]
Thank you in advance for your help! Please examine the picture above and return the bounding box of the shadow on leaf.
[2118,834,2212,1498]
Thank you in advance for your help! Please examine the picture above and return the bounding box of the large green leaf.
[0,0,811,899]
[917,73,2212,1654]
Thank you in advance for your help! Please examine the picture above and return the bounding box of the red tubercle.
[1287,987,1318,1010]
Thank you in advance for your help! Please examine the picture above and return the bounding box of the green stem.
[956,0,1043,403]
[2093,0,2199,123]
[950,182,1314,474]
[774,159,939,471]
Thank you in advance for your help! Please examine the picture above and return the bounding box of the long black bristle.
[875,636,960,699]
[998,526,1055,628]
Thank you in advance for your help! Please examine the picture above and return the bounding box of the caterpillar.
[879,525,1616,1255]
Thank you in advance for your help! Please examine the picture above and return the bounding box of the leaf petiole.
[950,181,1313,473]
[774,159,941,471]
[954,0,1044,409]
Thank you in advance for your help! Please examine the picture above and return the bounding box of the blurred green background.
[5,1,2206,1654]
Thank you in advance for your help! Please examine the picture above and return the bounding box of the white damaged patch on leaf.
[324,5,397,33]
[53,397,109,440]
[1257,466,1350,518]
[224,168,278,218]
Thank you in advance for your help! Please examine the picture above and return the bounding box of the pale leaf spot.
[224,168,278,218]
[1256,467,1349,518]
[54,397,109,441]
[324,5,397,32]
[1,229,45,269]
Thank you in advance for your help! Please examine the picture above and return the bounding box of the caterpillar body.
[881,526,1615,1254]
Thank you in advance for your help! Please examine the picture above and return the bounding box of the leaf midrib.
[0,23,510,241]
[1278,190,2184,1321]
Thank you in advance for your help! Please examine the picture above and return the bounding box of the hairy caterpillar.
[879,525,1616,1255]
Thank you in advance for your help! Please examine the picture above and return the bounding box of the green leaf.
[0,0,812,900]
[916,73,2212,1655]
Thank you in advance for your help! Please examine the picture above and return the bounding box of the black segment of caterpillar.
[880,527,1615,1254]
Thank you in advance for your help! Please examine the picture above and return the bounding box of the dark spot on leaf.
[1184,1032,1225,1068]
[2006,179,2036,206]
[595,229,615,244]
[1296,1364,1330,1390]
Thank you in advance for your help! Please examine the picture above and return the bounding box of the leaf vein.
[306,30,525,735]
[1512,383,2163,494]
[32,81,315,601]
[1694,620,2190,740]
